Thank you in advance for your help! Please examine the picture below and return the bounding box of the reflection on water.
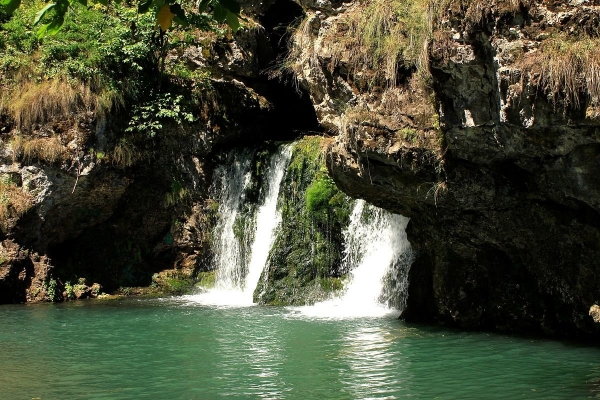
[213,312,287,399]
[338,325,409,399]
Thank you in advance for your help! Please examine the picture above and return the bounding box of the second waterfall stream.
[188,140,414,317]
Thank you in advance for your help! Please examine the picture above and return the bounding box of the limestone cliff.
[288,0,600,339]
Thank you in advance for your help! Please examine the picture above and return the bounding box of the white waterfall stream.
[297,199,412,318]
[242,145,292,301]
[211,149,253,292]
[191,145,292,306]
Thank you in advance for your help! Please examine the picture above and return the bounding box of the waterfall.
[298,200,412,318]
[187,139,412,317]
[211,149,254,292]
[191,145,292,306]
[242,145,292,300]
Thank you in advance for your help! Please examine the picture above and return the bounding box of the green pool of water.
[1,298,599,399]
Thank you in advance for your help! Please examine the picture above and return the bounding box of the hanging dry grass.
[518,35,600,109]
[7,78,121,132]
[266,15,317,89]
[11,135,68,164]
[0,177,32,233]
[112,138,139,168]
[288,16,320,76]
[319,0,531,87]
[324,0,440,87]
[459,0,531,25]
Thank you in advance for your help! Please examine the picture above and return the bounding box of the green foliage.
[305,174,337,216]
[196,271,216,288]
[46,278,57,301]
[91,283,101,296]
[64,280,75,300]
[164,178,188,206]
[1,0,241,36]
[1,0,159,105]
[399,127,419,144]
[119,286,133,296]
[164,277,192,294]
[126,92,195,137]
[1,0,213,140]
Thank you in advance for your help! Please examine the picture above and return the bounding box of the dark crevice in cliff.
[224,0,321,146]
[260,0,304,60]
[45,168,174,292]
[531,198,600,230]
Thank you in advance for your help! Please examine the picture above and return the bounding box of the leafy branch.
[0,0,241,37]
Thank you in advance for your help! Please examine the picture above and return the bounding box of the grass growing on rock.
[517,34,600,111]
[0,0,156,131]
[0,0,218,152]
[0,174,32,233]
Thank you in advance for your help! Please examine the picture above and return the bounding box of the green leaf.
[0,0,21,15]
[45,16,64,34]
[212,3,226,23]
[96,0,109,5]
[170,3,188,26]
[225,10,239,31]
[198,0,211,13]
[138,0,153,13]
[217,0,239,15]
[36,15,64,38]
[74,0,87,6]
[34,2,56,25]
[55,0,69,13]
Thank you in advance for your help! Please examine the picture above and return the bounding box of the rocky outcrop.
[290,0,600,339]
[3,0,598,341]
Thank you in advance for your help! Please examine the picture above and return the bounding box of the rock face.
[255,137,352,305]
[2,0,599,340]
[289,0,600,338]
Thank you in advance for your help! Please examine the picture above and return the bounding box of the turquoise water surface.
[1,297,599,399]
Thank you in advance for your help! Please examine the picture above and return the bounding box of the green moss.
[196,271,217,289]
[306,175,337,214]
[399,127,419,144]
[319,277,345,292]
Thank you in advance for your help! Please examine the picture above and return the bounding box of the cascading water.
[298,199,413,318]
[242,145,292,301]
[191,145,292,306]
[189,138,412,316]
[211,149,254,292]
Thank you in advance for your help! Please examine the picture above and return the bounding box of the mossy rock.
[254,137,353,305]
